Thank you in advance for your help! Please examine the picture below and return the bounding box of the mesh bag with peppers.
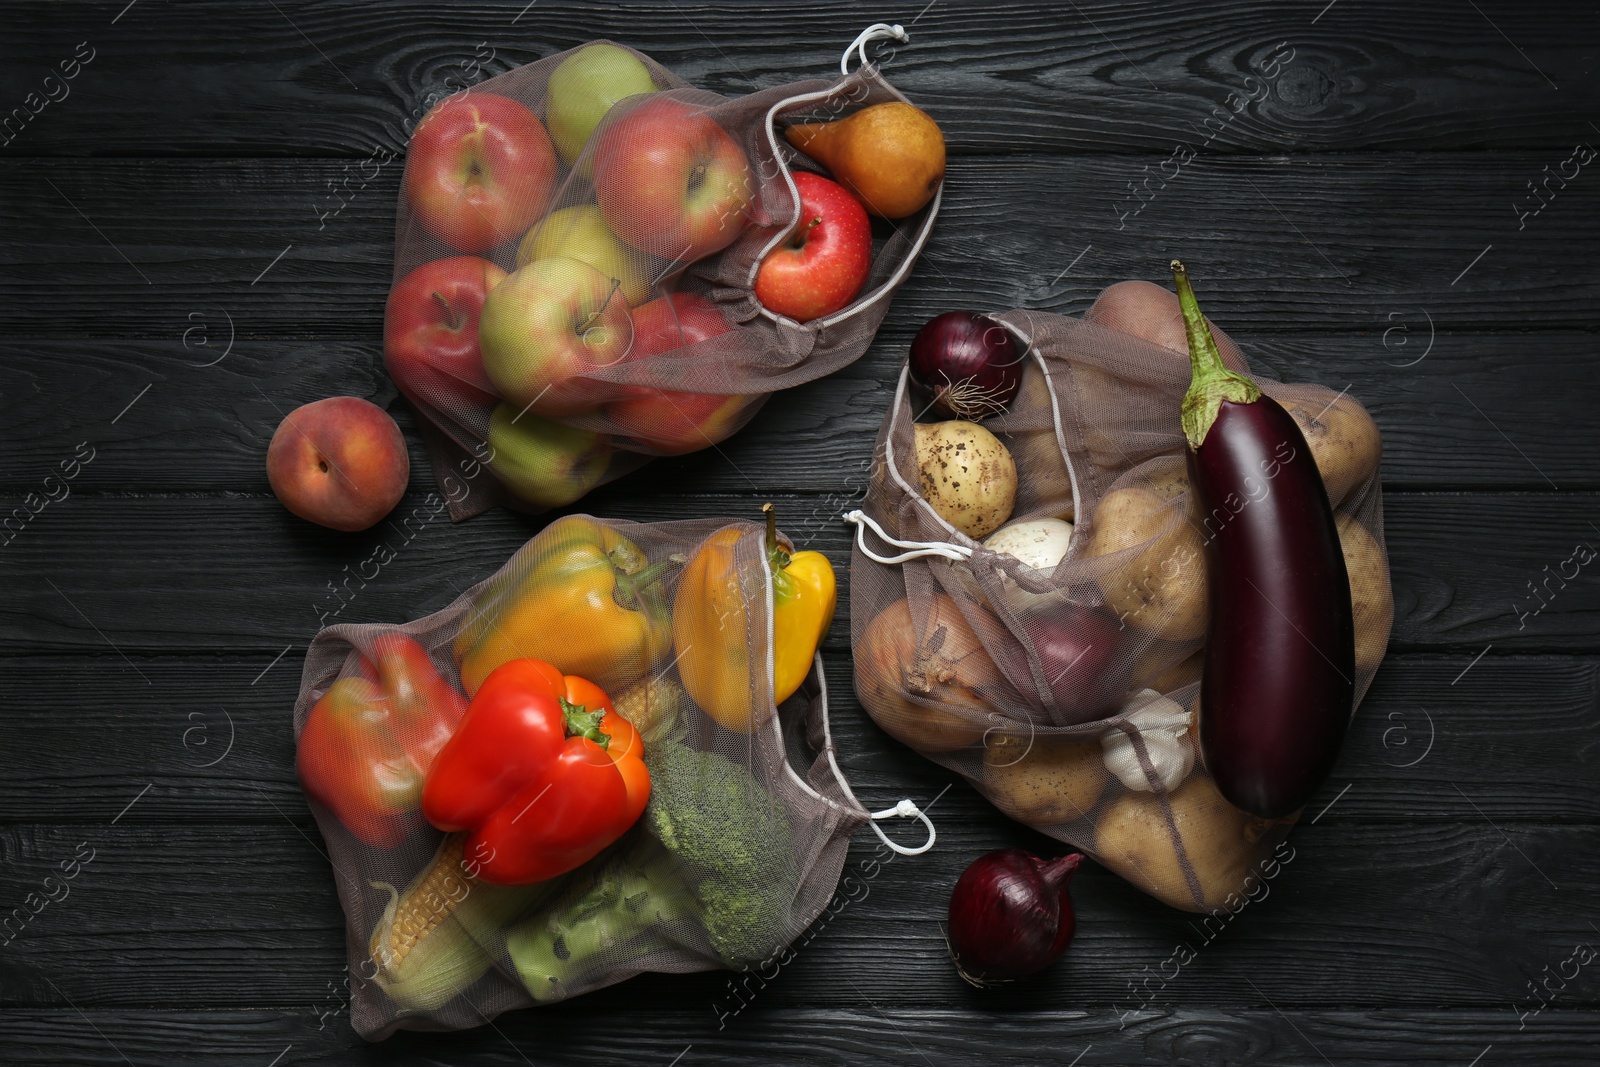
[385,30,942,520]
[847,271,1393,913]
[292,514,932,1039]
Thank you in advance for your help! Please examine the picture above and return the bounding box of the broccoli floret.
[644,738,794,965]
[505,739,795,1002]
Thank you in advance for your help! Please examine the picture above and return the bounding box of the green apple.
[486,403,613,508]
[516,205,656,307]
[478,256,635,416]
[545,43,657,167]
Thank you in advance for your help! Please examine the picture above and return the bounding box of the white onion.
[984,517,1074,571]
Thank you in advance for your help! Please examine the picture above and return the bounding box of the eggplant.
[1172,261,1355,819]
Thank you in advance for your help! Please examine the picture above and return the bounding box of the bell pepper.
[673,504,837,733]
[421,658,650,886]
[295,634,467,848]
[454,515,673,696]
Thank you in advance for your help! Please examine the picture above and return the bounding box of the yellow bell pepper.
[455,516,673,695]
[673,505,837,733]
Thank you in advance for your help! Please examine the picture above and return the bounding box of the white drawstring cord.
[868,798,937,855]
[841,23,910,75]
[843,509,973,565]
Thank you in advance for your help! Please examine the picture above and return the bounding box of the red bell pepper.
[296,634,468,848]
[421,658,650,886]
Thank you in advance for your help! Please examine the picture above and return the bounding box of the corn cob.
[368,833,546,1012]
[611,675,684,745]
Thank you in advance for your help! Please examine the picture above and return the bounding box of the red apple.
[592,96,752,263]
[609,388,753,456]
[603,292,750,454]
[478,257,635,417]
[403,93,557,253]
[383,256,506,415]
[754,171,872,322]
[266,397,409,532]
[629,291,733,359]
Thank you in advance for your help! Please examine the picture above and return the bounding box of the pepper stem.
[762,502,790,570]
[1172,260,1260,449]
[560,697,610,749]
[609,557,678,612]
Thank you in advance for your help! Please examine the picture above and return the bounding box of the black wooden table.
[4,2,1598,1063]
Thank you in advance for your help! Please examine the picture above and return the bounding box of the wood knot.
[1274,62,1338,109]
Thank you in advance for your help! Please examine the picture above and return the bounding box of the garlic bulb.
[1100,689,1194,792]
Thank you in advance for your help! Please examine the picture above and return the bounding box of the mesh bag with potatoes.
[848,281,1392,912]
[386,35,942,520]
[294,514,934,1039]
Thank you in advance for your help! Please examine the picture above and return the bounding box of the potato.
[1279,390,1382,507]
[856,595,994,752]
[1129,646,1203,695]
[1085,279,1191,355]
[1084,280,1248,370]
[982,732,1106,827]
[1093,774,1283,912]
[1136,456,1191,501]
[914,421,1017,539]
[1084,486,1208,641]
[1005,366,1076,519]
[1336,513,1393,672]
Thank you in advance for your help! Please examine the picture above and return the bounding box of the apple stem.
[789,216,823,249]
[431,291,464,331]
[575,278,625,338]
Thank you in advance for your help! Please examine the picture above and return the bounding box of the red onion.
[909,311,1024,420]
[1026,603,1128,725]
[947,849,1082,987]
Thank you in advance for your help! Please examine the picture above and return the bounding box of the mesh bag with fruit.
[292,513,932,1038]
[847,271,1392,913]
[386,28,943,519]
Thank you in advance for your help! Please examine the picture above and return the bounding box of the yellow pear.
[784,102,944,219]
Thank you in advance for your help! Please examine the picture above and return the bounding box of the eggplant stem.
[1171,260,1260,449]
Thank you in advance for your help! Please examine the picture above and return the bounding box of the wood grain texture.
[0,819,1593,1010]
[0,331,1595,495]
[0,491,1595,653]
[1,1,1593,158]
[0,1007,1592,1066]
[2,154,1594,340]
[0,653,1592,825]
[3,0,1596,1062]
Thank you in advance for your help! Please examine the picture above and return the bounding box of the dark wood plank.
[0,492,1595,653]
[0,331,1594,496]
[0,653,1592,824]
[2,1,1593,157]
[1,818,1594,1010]
[0,1007,1592,1066]
[2,154,1595,341]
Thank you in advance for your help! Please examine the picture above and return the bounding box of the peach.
[267,397,409,531]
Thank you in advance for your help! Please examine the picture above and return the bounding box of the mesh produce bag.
[386,28,941,520]
[847,287,1392,913]
[293,514,933,1039]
